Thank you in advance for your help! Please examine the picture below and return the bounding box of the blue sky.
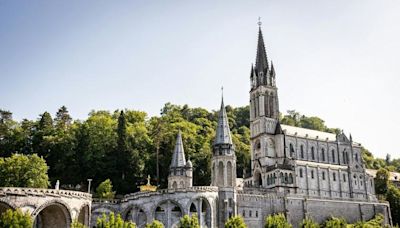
[1,1,399,159]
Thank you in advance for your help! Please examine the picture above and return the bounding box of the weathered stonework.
[0,187,91,227]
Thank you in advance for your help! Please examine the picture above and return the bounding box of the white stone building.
[91,25,392,228]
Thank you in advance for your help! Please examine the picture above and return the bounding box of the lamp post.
[87,179,93,193]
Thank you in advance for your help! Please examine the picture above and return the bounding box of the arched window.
[289,144,295,157]
[288,173,293,184]
[299,168,303,178]
[355,153,358,162]
[332,149,336,163]
[311,147,315,160]
[322,171,325,180]
[280,173,284,183]
[285,173,288,184]
[321,148,325,162]
[273,173,276,184]
[300,145,304,159]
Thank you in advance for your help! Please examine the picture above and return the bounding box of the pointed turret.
[214,96,233,146]
[255,27,269,74]
[170,131,186,168]
[168,131,192,189]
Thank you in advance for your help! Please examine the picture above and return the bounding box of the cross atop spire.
[170,131,186,168]
[255,22,269,74]
[258,17,262,27]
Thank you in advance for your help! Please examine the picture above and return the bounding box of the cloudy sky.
[1,1,399,159]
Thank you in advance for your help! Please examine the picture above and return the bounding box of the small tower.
[211,94,238,227]
[211,95,237,187]
[168,131,193,189]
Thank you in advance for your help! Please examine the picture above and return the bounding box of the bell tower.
[250,22,284,187]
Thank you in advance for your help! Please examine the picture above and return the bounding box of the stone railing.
[121,186,219,201]
[92,198,121,204]
[0,187,92,200]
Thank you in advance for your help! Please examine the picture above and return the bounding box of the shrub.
[96,212,136,228]
[300,218,319,228]
[95,179,115,199]
[265,213,292,228]
[178,214,200,228]
[225,216,247,228]
[322,217,346,228]
[0,209,32,228]
[72,220,88,228]
[145,220,164,228]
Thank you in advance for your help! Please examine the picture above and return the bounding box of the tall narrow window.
[343,174,346,182]
[311,170,315,179]
[322,171,326,180]
[311,147,315,160]
[355,153,358,162]
[300,168,303,178]
[289,174,293,184]
[332,149,336,163]
[333,173,336,181]
[342,151,346,164]
[300,145,304,159]
[290,144,294,157]
[280,173,284,184]
[285,173,288,183]
[321,148,325,162]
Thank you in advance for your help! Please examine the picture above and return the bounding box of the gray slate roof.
[170,131,186,168]
[214,97,233,145]
[255,27,269,74]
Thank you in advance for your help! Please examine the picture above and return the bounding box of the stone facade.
[0,187,91,227]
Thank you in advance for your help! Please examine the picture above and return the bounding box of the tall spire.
[170,131,186,168]
[214,93,233,145]
[255,22,269,74]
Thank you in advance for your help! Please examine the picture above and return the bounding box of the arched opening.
[154,200,182,228]
[172,181,177,189]
[77,205,90,226]
[254,171,262,187]
[33,202,71,228]
[189,198,212,228]
[189,203,197,214]
[179,181,184,188]
[0,202,12,215]
[125,206,147,228]
[227,161,233,187]
[218,161,224,187]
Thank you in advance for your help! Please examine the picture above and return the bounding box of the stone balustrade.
[0,187,92,200]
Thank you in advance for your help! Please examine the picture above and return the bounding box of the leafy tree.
[375,168,390,195]
[178,214,200,228]
[386,185,400,226]
[54,106,72,129]
[71,220,88,228]
[264,213,292,228]
[0,209,32,228]
[95,179,115,199]
[0,154,49,188]
[322,217,346,228]
[300,218,319,228]
[145,220,164,228]
[96,212,136,228]
[225,216,247,228]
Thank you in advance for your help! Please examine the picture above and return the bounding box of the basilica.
[89,25,392,227]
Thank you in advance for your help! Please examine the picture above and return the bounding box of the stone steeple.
[214,96,233,146]
[255,27,269,74]
[170,131,186,168]
[168,131,192,189]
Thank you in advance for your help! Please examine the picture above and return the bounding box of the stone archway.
[124,206,147,228]
[254,170,262,187]
[33,202,71,228]
[154,200,183,228]
[77,204,90,226]
[0,201,13,215]
[188,197,212,228]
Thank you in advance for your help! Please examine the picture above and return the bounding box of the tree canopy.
[0,209,32,228]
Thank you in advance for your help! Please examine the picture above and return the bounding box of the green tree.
[0,154,49,188]
[386,185,400,226]
[225,216,247,228]
[0,209,32,228]
[145,220,164,228]
[375,168,390,195]
[300,218,319,228]
[96,212,136,228]
[322,217,346,228]
[95,179,115,199]
[264,213,292,228]
[178,214,200,228]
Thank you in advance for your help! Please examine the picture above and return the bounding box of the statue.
[55,180,60,190]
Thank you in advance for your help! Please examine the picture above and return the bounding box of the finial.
[221,86,224,98]
[258,17,262,27]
